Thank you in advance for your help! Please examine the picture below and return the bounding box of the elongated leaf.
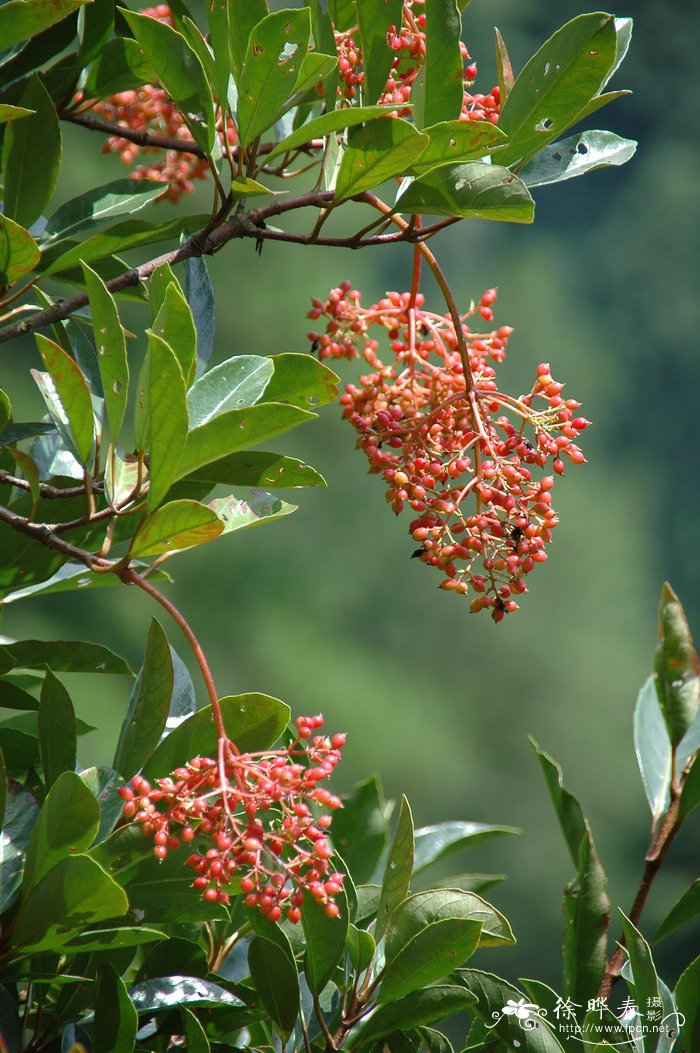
[619,913,660,1053]
[332,775,387,884]
[302,885,349,994]
[210,490,297,534]
[265,354,339,409]
[634,676,672,826]
[0,0,89,50]
[398,160,535,222]
[457,970,565,1052]
[131,499,224,557]
[13,854,129,952]
[146,333,189,512]
[187,355,274,427]
[676,955,700,1053]
[654,583,700,746]
[354,0,403,105]
[3,639,133,675]
[183,451,325,489]
[1,74,60,230]
[80,767,126,843]
[380,918,482,1002]
[352,985,475,1048]
[248,936,299,1038]
[229,0,268,81]
[268,105,395,160]
[679,757,700,821]
[0,105,34,124]
[22,771,99,892]
[93,963,138,1053]
[237,9,311,147]
[563,833,609,1007]
[120,8,216,152]
[152,282,197,386]
[0,561,168,605]
[82,263,129,441]
[83,34,156,95]
[184,255,215,378]
[0,782,38,911]
[0,216,40,286]
[34,334,94,465]
[414,820,518,872]
[143,693,291,778]
[519,130,637,188]
[376,795,414,940]
[346,924,375,973]
[385,888,514,958]
[652,879,700,944]
[531,739,587,865]
[494,27,515,102]
[182,1007,211,1052]
[411,121,506,175]
[497,14,618,167]
[411,0,464,128]
[178,402,315,478]
[114,619,174,780]
[38,670,76,788]
[129,976,243,1014]
[335,118,429,201]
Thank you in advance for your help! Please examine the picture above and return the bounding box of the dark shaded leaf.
[376,795,414,940]
[248,936,300,1038]
[654,582,700,747]
[652,879,700,944]
[113,619,174,780]
[379,918,482,1002]
[678,757,700,821]
[414,820,519,873]
[22,770,99,892]
[1,74,61,230]
[183,450,325,490]
[0,782,38,910]
[2,639,133,675]
[302,885,349,993]
[457,970,565,1052]
[352,985,475,1047]
[79,767,126,842]
[676,955,700,1053]
[184,255,216,378]
[38,670,77,788]
[332,775,387,884]
[93,963,138,1053]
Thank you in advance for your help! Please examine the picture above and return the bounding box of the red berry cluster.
[118,715,347,921]
[334,0,500,123]
[308,284,589,621]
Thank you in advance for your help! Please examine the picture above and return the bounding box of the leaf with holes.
[519,129,637,187]
[398,161,535,222]
[210,491,297,535]
[131,500,224,557]
[237,9,311,147]
[411,120,506,175]
[187,356,274,427]
[82,263,129,441]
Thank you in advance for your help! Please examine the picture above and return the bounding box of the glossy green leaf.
[13,854,129,952]
[3,639,133,675]
[0,215,40,286]
[237,9,312,147]
[83,35,156,96]
[34,334,94,465]
[676,955,700,1053]
[411,121,506,175]
[79,767,126,843]
[654,582,700,746]
[678,757,700,821]
[210,490,297,534]
[531,739,587,865]
[264,354,339,409]
[183,451,325,490]
[152,282,197,387]
[0,0,89,50]
[82,263,129,441]
[634,676,672,826]
[422,872,506,895]
[386,888,514,958]
[184,255,215,378]
[131,499,224,557]
[93,963,138,1053]
[354,0,402,104]
[381,918,482,1002]
[494,27,515,103]
[37,670,76,788]
[335,118,429,201]
[143,693,291,778]
[652,878,700,944]
[398,161,535,222]
[182,1007,211,1053]
[0,390,10,433]
[120,8,216,152]
[414,820,519,873]
[457,970,565,1052]
[519,130,637,188]
[145,332,189,512]
[411,0,464,129]
[352,985,475,1048]
[22,771,99,892]
[113,619,174,780]
[0,782,38,911]
[248,936,300,1038]
[497,14,618,166]
[619,912,660,1053]
[148,261,178,320]
[0,561,168,605]
[178,403,315,478]
[563,832,609,1007]
[0,421,55,446]
[228,0,269,81]
[129,975,243,1013]
[346,923,375,973]
[332,775,387,884]
[376,795,414,940]
[1,74,60,230]
[187,355,274,427]
[77,0,115,65]
[302,885,349,994]
[267,105,395,160]
[0,105,34,124]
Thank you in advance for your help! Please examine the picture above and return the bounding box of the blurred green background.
[2,0,698,991]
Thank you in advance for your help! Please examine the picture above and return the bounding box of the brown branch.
[0,469,101,500]
[62,110,207,157]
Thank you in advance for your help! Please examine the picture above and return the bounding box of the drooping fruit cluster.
[118,715,347,921]
[308,283,589,621]
[334,0,500,123]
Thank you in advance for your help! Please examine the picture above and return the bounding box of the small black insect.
[411,547,427,559]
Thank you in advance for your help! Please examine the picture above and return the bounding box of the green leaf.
[210,490,297,534]
[184,255,215,378]
[618,912,660,1053]
[182,1007,211,1053]
[352,985,475,1047]
[518,130,637,188]
[80,767,126,843]
[1,74,61,230]
[183,451,325,489]
[145,332,189,512]
[497,14,618,167]
[248,936,300,1038]
[563,833,609,1007]
[353,0,403,105]
[652,878,700,944]
[83,35,156,96]
[2,639,133,675]
[0,390,10,433]
[676,955,700,1053]
[265,354,339,410]
[0,782,39,911]
[33,334,94,465]
[120,8,216,153]
[332,775,387,884]
[228,0,269,82]
[178,402,315,478]
[634,676,672,827]
[131,499,224,557]
[346,923,375,973]
[335,118,429,201]
[38,670,76,788]
[531,739,587,866]
[0,105,35,124]
[13,854,129,952]
[113,619,174,781]
[93,962,138,1053]
[143,693,291,778]
[78,0,115,66]
[267,105,395,161]
[413,820,519,873]
[302,885,349,993]
[457,970,565,1052]
[129,976,243,1013]
[0,215,40,286]
[0,561,168,606]
[679,757,700,821]
[385,889,514,958]
[0,748,6,830]
[654,582,700,746]
[0,0,88,50]
[82,263,129,441]
[494,27,515,103]
[398,161,535,222]
[411,121,506,176]
[410,0,464,129]
[152,282,197,387]
[9,448,40,508]
[22,770,99,892]
[0,421,55,446]
[380,918,482,1002]
[376,795,414,940]
[187,355,274,427]
[237,9,312,147]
